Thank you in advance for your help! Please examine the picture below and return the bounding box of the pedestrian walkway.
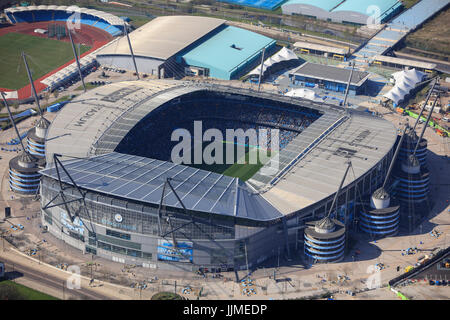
[351,0,450,69]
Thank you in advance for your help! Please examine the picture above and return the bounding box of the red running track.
[0,22,114,100]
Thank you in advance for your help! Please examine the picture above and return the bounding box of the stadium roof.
[40,152,283,221]
[45,80,397,219]
[95,16,225,61]
[290,62,370,87]
[179,26,276,80]
[283,0,342,12]
[260,110,397,214]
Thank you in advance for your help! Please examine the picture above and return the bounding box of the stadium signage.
[73,105,103,128]
[101,85,141,103]
[101,218,136,231]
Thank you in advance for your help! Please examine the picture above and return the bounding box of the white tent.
[247,47,298,78]
[384,68,426,104]
[285,88,322,101]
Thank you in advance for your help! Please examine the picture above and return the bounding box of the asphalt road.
[1,256,112,300]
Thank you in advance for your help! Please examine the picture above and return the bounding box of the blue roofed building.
[217,0,287,11]
[331,0,403,25]
[178,25,276,80]
[282,0,403,25]
[282,0,343,18]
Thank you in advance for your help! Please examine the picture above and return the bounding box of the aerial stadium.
[38,80,398,271]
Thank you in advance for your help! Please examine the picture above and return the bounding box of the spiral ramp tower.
[359,124,408,238]
[398,127,427,167]
[1,92,45,195]
[26,117,50,158]
[304,216,346,263]
[393,80,438,233]
[304,161,351,264]
[9,151,44,194]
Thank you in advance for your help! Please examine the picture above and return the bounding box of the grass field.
[190,141,273,181]
[0,33,91,90]
[0,280,58,300]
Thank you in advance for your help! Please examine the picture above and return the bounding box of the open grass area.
[0,280,58,300]
[403,7,450,58]
[0,33,91,90]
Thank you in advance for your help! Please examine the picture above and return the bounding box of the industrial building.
[39,79,397,271]
[371,55,436,73]
[289,62,370,95]
[282,0,403,26]
[293,41,350,60]
[95,16,275,80]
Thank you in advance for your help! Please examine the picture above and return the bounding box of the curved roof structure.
[96,16,226,61]
[43,80,397,220]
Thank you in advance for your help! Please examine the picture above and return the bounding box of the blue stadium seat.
[93,21,110,30]
[34,10,53,22]
[13,11,34,23]
[107,26,122,36]
[80,13,98,26]
[54,11,70,22]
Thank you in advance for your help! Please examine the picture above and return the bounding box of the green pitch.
[0,33,91,90]
[191,142,273,181]
[0,280,58,300]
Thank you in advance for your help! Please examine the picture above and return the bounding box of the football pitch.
[0,32,91,90]
[191,141,273,181]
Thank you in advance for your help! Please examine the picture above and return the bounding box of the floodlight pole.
[258,48,265,92]
[68,30,86,93]
[1,91,27,151]
[124,23,140,80]
[22,52,43,116]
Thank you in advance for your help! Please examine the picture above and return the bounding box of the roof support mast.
[1,92,27,152]
[22,52,43,117]
[68,29,86,93]
[342,61,354,107]
[412,77,438,131]
[327,161,352,218]
[124,23,140,80]
[382,124,408,190]
[413,90,439,156]
[258,48,265,92]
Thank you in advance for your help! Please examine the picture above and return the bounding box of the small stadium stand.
[4,5,125,37]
